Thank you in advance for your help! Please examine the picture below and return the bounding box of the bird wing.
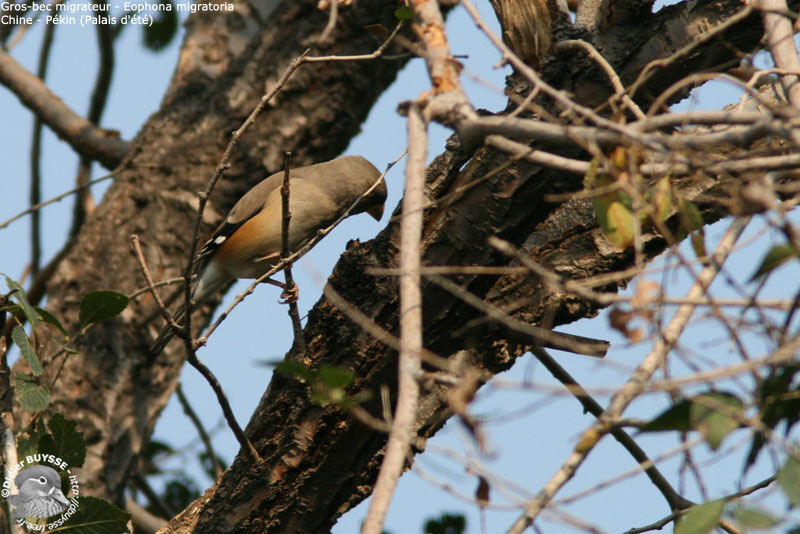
[195,173,284,267]
[195,155,382,271]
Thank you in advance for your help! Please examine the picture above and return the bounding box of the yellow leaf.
[650,177,672,223]
[605,201,635,249]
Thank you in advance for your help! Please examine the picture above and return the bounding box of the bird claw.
[279,284,299,304]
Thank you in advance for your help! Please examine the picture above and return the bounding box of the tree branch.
[363,102,427,534]
[506,218,749,533]
[0,48,129,169]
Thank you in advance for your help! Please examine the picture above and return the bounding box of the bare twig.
[175,383,224,479]
[130,235,179,331]
[633,110,777,130]
[29,19,57,277]
[468,114,792,154]
[0,173,115,231]
[628,5,755,103]
[530,346,690,511]
[426,274,609,358]
[280,152,306,354]
[128,277,184,301]
[362,103,427,534]
[759,0,800,111]
[304,20,405,63]
[69,5,114,238]
[506,217,750,534]
[623,476,777,534]
[370,266,800,310]
[317,0,339,43]
[485,135,589,175]
[184,350,261,463]
[320,282,459,374]
[460,0,646,145]
[649,332,800,391]
[555,40,646,120]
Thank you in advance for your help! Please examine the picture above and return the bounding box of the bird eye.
[38,476,47,484]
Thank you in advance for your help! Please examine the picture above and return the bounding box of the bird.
[149,155,387,356]
[7,465,70,519]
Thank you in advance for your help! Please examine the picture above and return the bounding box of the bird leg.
[260,277,299,304]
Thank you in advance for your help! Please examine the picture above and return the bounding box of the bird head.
[340,156,388,222]
[364,176,388,221]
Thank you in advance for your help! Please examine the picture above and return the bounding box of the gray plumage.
[148,155,387,356]
[7,465,70,519]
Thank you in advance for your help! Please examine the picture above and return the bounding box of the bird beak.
[367,203,384,221]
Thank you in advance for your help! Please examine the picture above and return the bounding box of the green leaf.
[676,500,724,534]
[5,275,38,327]
[51,496,130,533]
[318,365,354,389]
[79,291,129,327]
[394,5,413,20]
[424,513,467,534]
[35,307,69,338]
[15,373,50,411]
[679,199,704,231]
[12,325,42,376]
[745,365,800,470]
[275,360,313,382]
[730,506,781,530]
[690,231,707,261]
[16,435,38,461]
[778,454,800,507]
[161,475,201,513]
[689,392,743,451]
[640,392,743,451]
[38,414,87,469]
[583,158,600,188]
[142,439,174,466]
[5,305,68,338]
[750,244,800,282]
[16,421,49,461]
[640,400,692,432]
[142,0,178,51]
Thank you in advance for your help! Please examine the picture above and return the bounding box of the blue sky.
[1,2,798,533]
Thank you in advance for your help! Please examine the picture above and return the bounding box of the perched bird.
[150,155,387,355]
[7,465,70,519]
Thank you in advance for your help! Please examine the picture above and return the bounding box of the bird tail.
[149,305,187,357]
[148,263,227,357]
